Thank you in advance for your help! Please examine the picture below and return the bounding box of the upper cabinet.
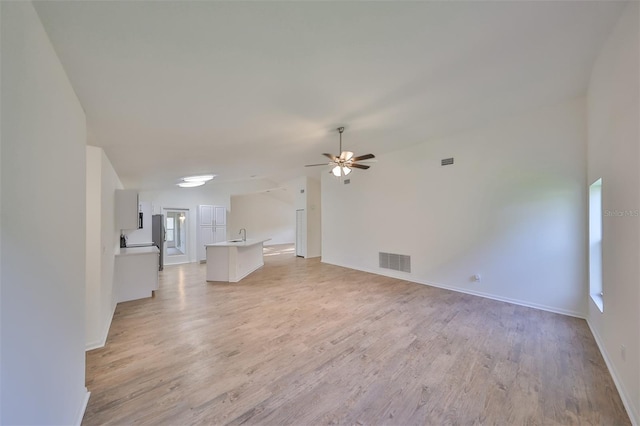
[199,205,214,227]
[198,205,226,227]
[214,206,226,227]
[115,189,139,230]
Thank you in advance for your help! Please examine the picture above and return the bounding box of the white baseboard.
[321,259,584,318]
[586,320,639,426]
[86,304,116,351]
[75,388,90,426]
[414,277,584,319]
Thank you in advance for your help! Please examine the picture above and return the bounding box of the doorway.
[163,208,189,265]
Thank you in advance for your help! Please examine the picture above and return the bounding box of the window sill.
[590,294,604,313]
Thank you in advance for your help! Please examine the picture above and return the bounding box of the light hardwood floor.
[83,245,630,425]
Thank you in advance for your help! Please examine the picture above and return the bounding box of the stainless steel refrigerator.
[152,214,165,271]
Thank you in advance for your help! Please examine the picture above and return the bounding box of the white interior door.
[296,209,306,258]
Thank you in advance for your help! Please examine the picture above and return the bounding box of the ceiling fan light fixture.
[177,181,205,188]
[183,174,216,182]
[331,165,352,177]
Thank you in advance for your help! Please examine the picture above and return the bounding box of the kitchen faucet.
[239,228,247,242]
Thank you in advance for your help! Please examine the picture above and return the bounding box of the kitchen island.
[205,238,270,282]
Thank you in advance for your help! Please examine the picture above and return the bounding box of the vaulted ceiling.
[33,1,626,190]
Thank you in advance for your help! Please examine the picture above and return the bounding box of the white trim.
[415,277,584,319]
[86,304,116,351]
[162,207,190,266]
[586,320,639,426]
[589,293,604,313]
[75,388,90,426]
[321,259,585,318]
[164,258,191,266]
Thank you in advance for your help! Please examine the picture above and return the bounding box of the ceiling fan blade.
[323,153,338,161]
[340,151,354,161]
[349,163,370,170]
[352,153,375,161]
[305,163,331,167]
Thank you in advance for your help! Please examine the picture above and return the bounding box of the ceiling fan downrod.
[337,126,344,153]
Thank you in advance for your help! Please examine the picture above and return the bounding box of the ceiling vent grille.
[379,252,411,273]
[441,157,454,166]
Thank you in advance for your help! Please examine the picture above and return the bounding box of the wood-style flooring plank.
[83,245,630,425]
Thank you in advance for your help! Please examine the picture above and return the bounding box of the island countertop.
[117,246,160,256]
[205,238,271,248]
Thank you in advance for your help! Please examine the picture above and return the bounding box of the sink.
[228,239,245,243]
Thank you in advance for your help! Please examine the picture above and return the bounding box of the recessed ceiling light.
[177,181,205,188]
[183,174,215,182]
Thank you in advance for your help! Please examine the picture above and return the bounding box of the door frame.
[163,207,190,265]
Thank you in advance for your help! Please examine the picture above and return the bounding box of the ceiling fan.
[305,127,375,177]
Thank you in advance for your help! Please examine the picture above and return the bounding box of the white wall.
[0,4,3,419]
[229,189,295,245]
[126,201,152,245]
[1,2,89,423]
[306,177,322,258]
[86,146,123,350]
[586,3,639,423]
[86,147,102,348]
[323,98,587,316]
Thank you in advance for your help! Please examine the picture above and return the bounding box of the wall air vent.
[379,252,411,273]
[441,157,454,166]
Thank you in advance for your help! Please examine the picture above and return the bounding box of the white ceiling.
[33,1,626,190]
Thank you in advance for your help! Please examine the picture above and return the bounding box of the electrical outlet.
[621,344,626,361]
[472,274,481,282]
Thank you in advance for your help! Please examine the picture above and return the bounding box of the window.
[589,178,603,312]
[166,217,175,242]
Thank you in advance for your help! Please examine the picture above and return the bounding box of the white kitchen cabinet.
[214,206,226,226]
[115,189,139,230]
[197,205,227,262]
[198,205,226,227]
[198,226,226,246]
[199,205,214,226]
[213,226,226,243]
[114,246,159,303]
